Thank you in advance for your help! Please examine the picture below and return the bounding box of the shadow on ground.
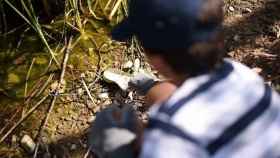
[224,0,280,88]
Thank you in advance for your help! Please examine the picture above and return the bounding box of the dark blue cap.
[112,0,220,50]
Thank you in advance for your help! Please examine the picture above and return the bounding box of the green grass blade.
[3,0,35,30]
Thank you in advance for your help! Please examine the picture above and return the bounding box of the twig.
[81,78,96,114]
[23,58,36,115]
[121,0,128,17]
[33,37,72,157]
[0,108,21,136]
[87,38,102,89]
[81,78,95,104]
[0,94,49,144]
[83,148,91,158]
[0,74,53,137]
[109,0,123,21]
[87,0,103,20]
[34,74,55,98]
[104,0,113,10]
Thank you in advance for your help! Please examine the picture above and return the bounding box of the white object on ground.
[133,58,141,72]
[103,69,131,91]
[123,61,134,69]
[21,135,36,153]
[229,6,235,12]
[98,92,110,99]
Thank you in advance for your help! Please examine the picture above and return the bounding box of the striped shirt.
[140,59,280,158]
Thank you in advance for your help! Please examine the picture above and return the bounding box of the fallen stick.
[81,78,95,105]
[33,37,72,157]
[0,94,49,144]
[0,74,54,138]
[109,0,123,20]
[0,108,22,136]
[83,148,91,158]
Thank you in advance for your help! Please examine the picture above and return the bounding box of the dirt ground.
[224,0,280,89]
[0,0,279,157]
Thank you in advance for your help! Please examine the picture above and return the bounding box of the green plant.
[3,0,60,67]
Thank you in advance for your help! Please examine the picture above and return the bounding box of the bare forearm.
[145,82,177,105]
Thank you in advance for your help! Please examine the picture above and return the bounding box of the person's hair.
[145,0,225,76]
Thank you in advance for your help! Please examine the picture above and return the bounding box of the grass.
[3,0,60,67]
[0,1,130,156]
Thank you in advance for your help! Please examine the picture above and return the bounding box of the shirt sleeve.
[139,129,209,158]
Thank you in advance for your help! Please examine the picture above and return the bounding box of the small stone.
[70,144,77,150]
[102,100,112,106]
[229,6,235,12]
[123,61,133,69]
[98,92,109,99]
[134,59,141,72]
[244,8,252,13]
[49,80,66,94]
[128,91,133,100]
[233,35,240,41]
[77,88,84,96]
[20,135,36,153]
[82,143,87,148]
[103,69,131,91]
[12,135,18,147]
[80,73,86,78]
[101,88,109,93]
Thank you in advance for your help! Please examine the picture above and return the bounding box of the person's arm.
[129,72,177,106]
[140,129,209,158]
[145,81,177,105]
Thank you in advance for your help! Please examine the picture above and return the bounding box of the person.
[89,0,280,157]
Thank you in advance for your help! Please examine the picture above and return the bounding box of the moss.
[35,56,48,65]
[7,73,20,84]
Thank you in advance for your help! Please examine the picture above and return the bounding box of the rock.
[12,135,18,147]
[229,6,235,12]
[233,35,240,41]
[80,73,86,78]
[103,69,131,91]
[82,143,87,148]
[123,61,133,69]
[128,91,134,100]
[49,80,66,94]
[70,144,77,150]
[133,58,141,72]
[244,8,252,13]
[20,135,36,153]
[98,92,109,99]
[77,88,84,96]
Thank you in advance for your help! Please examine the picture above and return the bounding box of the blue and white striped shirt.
[140,59,280,158]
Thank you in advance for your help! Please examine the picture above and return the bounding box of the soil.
[0,0,279,157]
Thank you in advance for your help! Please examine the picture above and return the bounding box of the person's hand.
[88,104,142,158]
[129,71,159,95]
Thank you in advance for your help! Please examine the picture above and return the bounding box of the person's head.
[112,0,225,83]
